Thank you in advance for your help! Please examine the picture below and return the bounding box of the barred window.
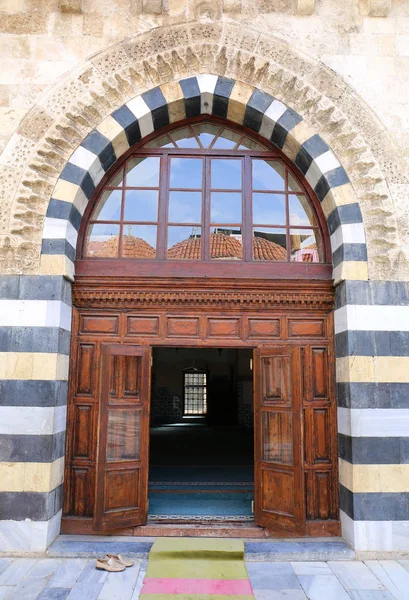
[183,370,207,415]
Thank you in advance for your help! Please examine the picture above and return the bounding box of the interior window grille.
[184,370,207,415]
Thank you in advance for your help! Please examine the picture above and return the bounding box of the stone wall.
[0,0,409,554]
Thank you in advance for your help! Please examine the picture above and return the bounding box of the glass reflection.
[262,412,293,465]
[211,159,242,190]
[210,228,242,260]
[169,191,202,223]
[85,224,120,258]
[172,127,200,148]
[124,190,158,222]
[192,123,219,148]
[288,173,302,192]
[126,157,160,187]
[289,194,315,227]
[93,190,122,221]
[290,229,321,263]
[121,225,157,258]
[167,226,202,260]
[170,158,203,189]
[252,160,285,191]
[252,193,286,226]
[106,410,140,461]
[144,134,175,148]
[238,137,267,151]
[212,129,242,149]
[108,169,124,187]
[211,192,242,224]
[253,227,286,261]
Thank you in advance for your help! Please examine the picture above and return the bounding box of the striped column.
[335,280,409,551]
[0,275,71,552]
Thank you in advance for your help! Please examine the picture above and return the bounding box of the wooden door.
[94,344,151,531]
[254,346,305,534]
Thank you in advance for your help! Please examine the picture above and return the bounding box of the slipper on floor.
[106,553,134,567]
[96,556,126,572]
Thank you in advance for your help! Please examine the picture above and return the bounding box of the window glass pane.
[172,127,200,148]
[253,227,287,261]
[262,412,293,465]
[184,372,207,415]
[211,192,242,224]
[290,228,322,263]
[288,173,303,192]
[121,225,157,258]
[252,159,285,191]
[212,129,241,149]
[93,190,122,221]
[238,137,267,151]
[106,410,140,461]
[288,194,316,227]
[252,193,286,226]
[167,226,202,259]
[85,224,120,258]
[126,157,160,187]
[144,134,175,148]
[124,190,158,222]
[211,158,242,189]
[210,228,242,260]
[170,158,203,189]
[169,191,202,224]
[108,169,123,187]
[192,123,219,148]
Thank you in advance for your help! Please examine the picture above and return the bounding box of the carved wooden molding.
[73,278,334,310]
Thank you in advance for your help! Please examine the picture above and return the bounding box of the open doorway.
[148,347,254,523]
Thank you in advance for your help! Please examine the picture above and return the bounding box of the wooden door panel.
[311,348,328,399]
[94,344,151,531]
[311,408,331,464]
[76,344,95,396]
[73,404,94,459]
[254,346,305,534]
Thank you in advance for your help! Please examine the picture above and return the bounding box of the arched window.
[79,119,331,277]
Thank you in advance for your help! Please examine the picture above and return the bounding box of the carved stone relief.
[0,22,406,279]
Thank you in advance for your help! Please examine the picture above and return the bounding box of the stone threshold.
[47,534,355,561]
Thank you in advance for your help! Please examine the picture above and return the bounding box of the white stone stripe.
[196,74,218,114]
[43,218,78,249]
[340,510,409,552]
[0,300,72,331]
[0,510,62,552]
[305,150,341,189]
[126,96,154,138]
[330,223,366,252]
[337,407,409,437]
[0,405,67,435]
[259,99,287,139]
[334,305,409,334]
[68,146,104,188]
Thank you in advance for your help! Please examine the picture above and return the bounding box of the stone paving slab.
[0,557,404,599]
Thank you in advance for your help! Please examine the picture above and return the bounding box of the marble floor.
[0,557,408,599]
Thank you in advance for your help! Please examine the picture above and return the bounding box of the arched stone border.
[0,22,403,280]
[42,74,367,284]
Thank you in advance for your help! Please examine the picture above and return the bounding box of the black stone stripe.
[332,243,368,267]
[112,105,142,147]
[339,484,409,521]
[0,276,72,304]
[0,432,66,462]
[295,134,330,175]
[0,484,63,521]
[0,381,68,407]
[212,77,235,119]
[0,327,71,355]
[338,433,409,465]
[315,166,349,203]
[60,163,95,200]
[327,203,363,235]
[81,130,117,173]
[41,239,76,263]
[335,280,409,309]
[336,330,409,358]
[180,77,201,118]
[142,87,170,131]
[243,89,274,133]
[270,109,303,149]
[46,199,82,232]
[337,382,409,409]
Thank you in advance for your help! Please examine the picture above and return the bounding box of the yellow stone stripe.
[52,179,81,205]
[38,255,75,282]
[97,115,130,158]
[333,261,369,284]
[160,82,186,124]
[0,458,64,493]
[321,183,357,217]
[282,120,312,162]
[227,81,254,125]
[336,356,409,383]
[0,353,69,381]
[339,459,409,493]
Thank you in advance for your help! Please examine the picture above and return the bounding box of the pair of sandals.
[95,553,134,572]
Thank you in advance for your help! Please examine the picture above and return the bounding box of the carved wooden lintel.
[73,277,334,311]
